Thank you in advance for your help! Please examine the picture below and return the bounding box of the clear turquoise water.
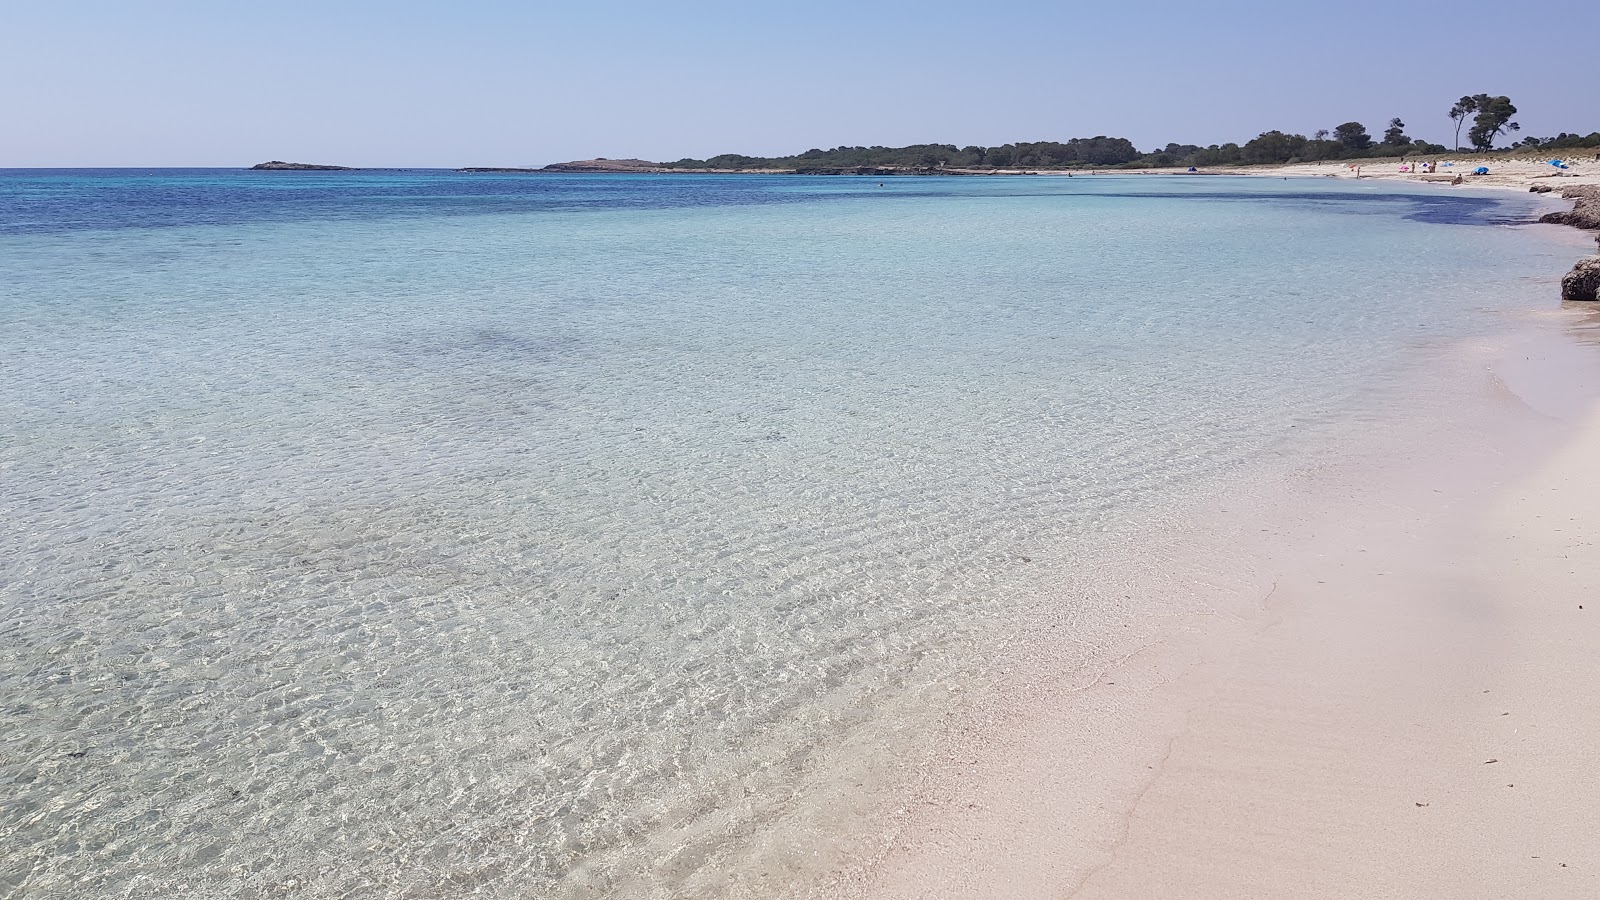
[0,171,1572,897]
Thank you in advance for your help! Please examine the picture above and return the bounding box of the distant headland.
[250,94,1597,179]
[457,159,678,174]
[463,136,1597,177]
[451,102,1597,176]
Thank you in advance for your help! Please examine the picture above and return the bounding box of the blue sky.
[2,0,1595,167]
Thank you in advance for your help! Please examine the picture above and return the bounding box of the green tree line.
[660,94,1595,171]
[668,136,1145,171]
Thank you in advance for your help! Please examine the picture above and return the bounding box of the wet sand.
[1069,375,1600,899]
[821,247,1600,898]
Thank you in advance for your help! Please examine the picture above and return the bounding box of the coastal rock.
[1561,258,1600,302]
[1540,185,1600,231]
[1540,206,1600,230]
[1529,184,1554,193]
[540,158,662,173]
[251,161,354,171]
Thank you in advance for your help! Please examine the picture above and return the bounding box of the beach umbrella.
[1473,166,1489,175]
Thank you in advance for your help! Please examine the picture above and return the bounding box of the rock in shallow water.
[1561,257,1600,302]
[1540,185,1600,231]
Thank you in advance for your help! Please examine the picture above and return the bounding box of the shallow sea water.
[0,171,1575,897]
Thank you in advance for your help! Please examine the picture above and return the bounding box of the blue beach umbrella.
[1473,166,1489,175]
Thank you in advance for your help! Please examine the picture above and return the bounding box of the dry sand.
[819,237,1600,897]
[1053,153,1600,192]
[1234,154,1600,191]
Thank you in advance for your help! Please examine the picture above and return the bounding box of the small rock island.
[250,161,354,171]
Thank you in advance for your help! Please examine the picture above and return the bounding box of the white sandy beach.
[960,153,1600,193]
[1069,360,1600,899]
[1235,154,1600,191]
[812,216,1600,898]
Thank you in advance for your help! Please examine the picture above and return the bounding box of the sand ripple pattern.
[0,173,1559,897]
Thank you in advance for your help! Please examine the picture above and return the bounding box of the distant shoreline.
[245,153,1598,186]
[248,155,1600,253]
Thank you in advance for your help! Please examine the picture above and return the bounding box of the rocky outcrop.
[540,158,662,172]
[1561,257,1600,302]
[1539,186,1600,301]
[1539,185,1600,231]
[250,161,354,171]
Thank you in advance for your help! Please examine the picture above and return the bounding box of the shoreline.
[1065,333,1600,898]
[452,153,1600,189]
[801,215,1600,897]
[8,169,1598,898]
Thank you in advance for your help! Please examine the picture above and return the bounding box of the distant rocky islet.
[250,161,356,171]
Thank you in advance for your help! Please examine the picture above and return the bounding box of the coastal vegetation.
[660,127,1443,172]
[649,93,1595,173]
[1513,132,1600,151]
[669,137,1144,171]
[1448,94,1520,151]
